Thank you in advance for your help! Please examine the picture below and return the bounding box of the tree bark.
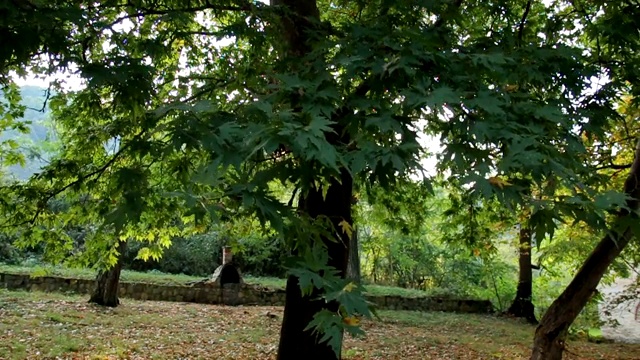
[278,170,353,360]
[346,225,361,282]
[531,138,640,360]
[507,226,538,324]
[270,1,352,359]
[89,240,126,307]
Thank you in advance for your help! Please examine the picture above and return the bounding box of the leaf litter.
[1,290,639,359]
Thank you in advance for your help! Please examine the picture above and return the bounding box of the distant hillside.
[0,86,57,180]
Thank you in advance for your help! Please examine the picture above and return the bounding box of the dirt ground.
[1,289,639,359]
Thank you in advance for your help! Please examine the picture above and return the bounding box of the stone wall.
[0,272,493,314]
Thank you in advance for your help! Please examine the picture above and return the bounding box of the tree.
[355,180,440,288]
[346,226,361,282]
[1,1,636,359]
[531,138,640,359]
[89,239,126,307]
[506,223,537,324]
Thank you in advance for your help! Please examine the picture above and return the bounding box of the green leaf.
[594,191,628,212]
[304,309,343,356]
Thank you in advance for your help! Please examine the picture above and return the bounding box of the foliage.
[1,0,639,355]
[124,226,288,278]
[123,233,222,277]
[356,184,518,308]
[0,86,57,180]
[0,233,20,264]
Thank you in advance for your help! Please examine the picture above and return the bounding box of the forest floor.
[1,289,639,360]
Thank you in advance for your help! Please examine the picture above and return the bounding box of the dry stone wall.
[0,272,493,314]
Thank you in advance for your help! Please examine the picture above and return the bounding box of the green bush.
[232,233,289,278]
[0,234,34,265]
[123,231,289,278]
[124,233,222,277]
[0,233,21,265]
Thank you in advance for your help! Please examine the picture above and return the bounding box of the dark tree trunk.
[531,139,640,360]
[278,170,353,360]
[507,226,537,324]
[347,225,361,282]
[89,240,126,307]
[269,1,353,358]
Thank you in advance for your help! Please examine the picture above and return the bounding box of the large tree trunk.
[278,170,353,360]
[270,1,352,359]
[347,225,361,282]
[531,139,640,360]
[89,240,126,307]
[507,225,537,324]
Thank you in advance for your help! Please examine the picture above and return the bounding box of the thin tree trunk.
[347,225,361,282]
[531,139,640,360]
[89,240,126,307]
[278,170,352,360]
[507,226,538,324]
[371,247,379,283]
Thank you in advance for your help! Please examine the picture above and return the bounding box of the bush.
[233,234,288,278]
[122,231,289,278]
[123,233,223,277]
[0,233,25,265]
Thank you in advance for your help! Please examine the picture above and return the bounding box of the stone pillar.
[222,246,233,265]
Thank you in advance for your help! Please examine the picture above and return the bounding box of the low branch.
[101,0,262,32]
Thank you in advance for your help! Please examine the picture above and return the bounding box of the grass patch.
[0,263,203,285]
[1,289,638,360]
[1,263,452,299]
[243,275,286,289]
[363,284,458,298]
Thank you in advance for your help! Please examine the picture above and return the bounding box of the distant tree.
[532,138,640,359]
[506,222,537,324]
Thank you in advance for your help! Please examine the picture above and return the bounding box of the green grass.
[0,263,203,285]
[1,289,638,360]
[0,263,453,298]
[363,283,458,298]
[243,275,286,289]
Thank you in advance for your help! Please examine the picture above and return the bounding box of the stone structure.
[208,246,243,304]
[210,246,243,286]
[0,272,494,314]
[599,274,640,343]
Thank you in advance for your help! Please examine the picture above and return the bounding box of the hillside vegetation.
[1,86,55,180]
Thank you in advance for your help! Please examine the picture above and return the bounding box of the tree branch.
[595,163,632,171]
[3,130,148,228]
[25,86,52,113]
[288,186,299,207]
[517,0,533,45]
[433,0,464,29]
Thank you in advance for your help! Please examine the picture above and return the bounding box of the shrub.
[124,233,222,277]
[0,233,27,265]
[123,231,289,278]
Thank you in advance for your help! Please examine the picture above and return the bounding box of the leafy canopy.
[1,0,638,353]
